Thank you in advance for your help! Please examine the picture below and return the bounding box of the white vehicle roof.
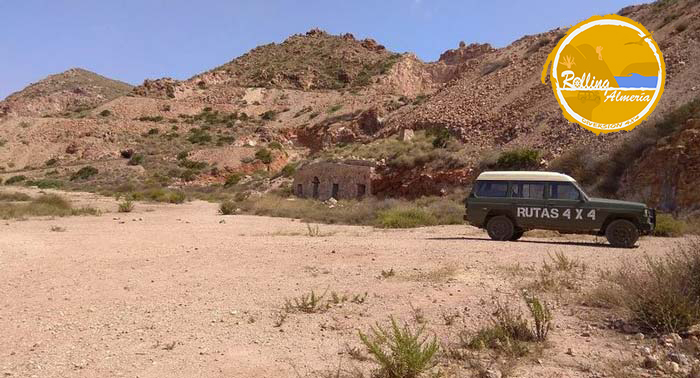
[476,171,576,182]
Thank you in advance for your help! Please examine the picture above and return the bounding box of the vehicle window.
[549,182,581,200]
[510,181,545,199]
[475,181,508,197]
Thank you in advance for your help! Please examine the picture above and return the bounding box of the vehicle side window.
[510,181,545,199]
[549,182,581,200]
[475,180,508,197]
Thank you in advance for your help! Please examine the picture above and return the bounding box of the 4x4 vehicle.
[464,171,655,248]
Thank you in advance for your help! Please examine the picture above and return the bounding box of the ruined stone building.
[292,160,377,200]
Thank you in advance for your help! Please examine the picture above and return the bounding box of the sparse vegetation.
[327,104,343,113]
[137,115,164,122]
[128,154,144,166]
[590,240,700,334]
[118,199,134,213]
[0,194,100,219]
[5,175,27,185]
[0,191,32,201]
[531,252,586,292]
[127,188,186,204]
[377,207,437,228]
[284,290,327,313]
[466,294,551,356]
[219,201,236,215]
[236,193,465,228]
[653,213,688,237]
[25,179,63,189]
[358,316,439,378]
[187,128,212,144]
[255,148,273,164]
[260,110,277,120]
[45,158,58,167]
[70,166,99,181]
[224,173,243,188]
[99,109,112,117]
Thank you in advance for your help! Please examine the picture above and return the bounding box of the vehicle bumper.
[639,208,656,235]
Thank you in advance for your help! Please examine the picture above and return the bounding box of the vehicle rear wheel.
[486,216,515,241]
[510,229,524,241]
[605,219,639,248]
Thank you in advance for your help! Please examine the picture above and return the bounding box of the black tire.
[486,216,515,241]
[510,229,524,241]
[605,219,639,248]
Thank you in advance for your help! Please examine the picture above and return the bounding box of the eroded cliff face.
[622,118,700,212]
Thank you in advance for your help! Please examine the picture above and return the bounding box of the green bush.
[137,115,163,122]
[5,175,27,185]
[187,128,212,144]
[359,317,439,378]
[129,188,186,204]
[280,163,296,177]
[429,128,451,148]
[118,199,134,213]
[128,154,144,166]
[26,179,63,189]
[376,207,438,228]
[70,166,98,181]
[491,148,540,170]
[219,201,237,215]
[99,109,112,117]
[176,151,189,160]
[224,173,243,188]
[260,110,277,120]
[147,128,159,136]
[268,141,283,150]
[45,158,58,167]
[255,148,273,164]
[653,214,688,237]
[177,159,207,170]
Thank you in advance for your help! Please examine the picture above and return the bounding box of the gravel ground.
[0,189,682,377]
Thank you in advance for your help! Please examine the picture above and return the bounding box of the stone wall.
[292,161,376,200]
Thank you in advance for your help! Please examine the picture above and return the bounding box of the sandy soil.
[0,189,683,378]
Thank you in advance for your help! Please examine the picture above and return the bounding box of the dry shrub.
[235,193,465,228]
[591,239,700,333]
[0,194,99,219]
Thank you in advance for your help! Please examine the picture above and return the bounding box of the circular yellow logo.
[541,15,665,134]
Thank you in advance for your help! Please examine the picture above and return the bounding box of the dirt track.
[0,190,679,377]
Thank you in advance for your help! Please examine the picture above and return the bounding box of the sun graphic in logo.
[542,14,665,134]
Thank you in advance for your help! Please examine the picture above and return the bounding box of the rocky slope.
[0,68,133,118]
[0,0,699,208]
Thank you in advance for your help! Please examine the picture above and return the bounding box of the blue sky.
[0,0,648,99]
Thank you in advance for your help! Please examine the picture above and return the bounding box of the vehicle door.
[468,180,510,226]
[544,182,595,231]
[510,181,547,229]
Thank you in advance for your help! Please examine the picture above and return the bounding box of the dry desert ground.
[0,189,686,378]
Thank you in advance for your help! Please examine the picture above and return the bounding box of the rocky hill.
[0,0,699,211]
[0,68,133,118]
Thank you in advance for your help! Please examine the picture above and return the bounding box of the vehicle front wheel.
[510,229,524,241]
[486,216,515,241]
[605,219,639,248]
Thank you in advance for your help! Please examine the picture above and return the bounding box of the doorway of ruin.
[312,177,320,199]
[331,183,339,199]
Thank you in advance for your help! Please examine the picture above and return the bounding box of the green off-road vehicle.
[464,171,655,248]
